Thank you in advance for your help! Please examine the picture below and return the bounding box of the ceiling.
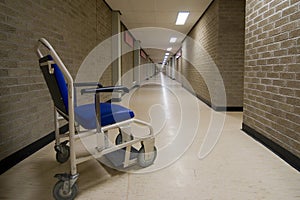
[105,0,213,63]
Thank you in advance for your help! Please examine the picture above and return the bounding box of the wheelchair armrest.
[74,82,103,88]
[80,86,129,95]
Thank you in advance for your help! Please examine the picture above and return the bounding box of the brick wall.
[140,53,148,81]
[181,58,210,101]
[181,0,245,108]
[181,0,218,105]
[121,24,134,88]
[218,0,245,107]
[97,0,112,88]
[139,54,154,81]
[175,55,182,81]
[0,0,112,160]
[244,0,300,158]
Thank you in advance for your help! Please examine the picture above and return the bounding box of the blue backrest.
[39,55,69,116]
[53,63,69,112]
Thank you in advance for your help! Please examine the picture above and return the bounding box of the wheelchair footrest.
[103,147,139,168]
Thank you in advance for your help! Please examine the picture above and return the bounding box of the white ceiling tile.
[105,0,213,63]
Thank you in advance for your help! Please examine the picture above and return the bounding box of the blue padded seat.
[75,103,134,129]
[43,55,134,129]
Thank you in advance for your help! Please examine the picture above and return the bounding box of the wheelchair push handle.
[37,38,54,58]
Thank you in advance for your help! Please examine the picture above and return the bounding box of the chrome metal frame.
[37,38,156,199]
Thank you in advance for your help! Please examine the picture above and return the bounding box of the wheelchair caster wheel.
[115,133,133,145]
[53,180,78,200]
[55,145,70,164]
[137,146,157,168]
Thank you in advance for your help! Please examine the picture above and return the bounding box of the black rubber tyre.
[53,180,78,200]
[137,146,157,168]
[115,133,134,145]
[56,145,70,164]
[115,133,123,145]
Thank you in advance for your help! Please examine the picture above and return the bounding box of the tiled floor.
[0,73,299,200]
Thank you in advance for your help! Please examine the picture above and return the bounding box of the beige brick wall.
[0,0,112,160]
[244,0,300,158]
[98,0,112,87]
[140,55,147,81]
[181,0,245,108]
[181,0,217,102]
[121,24,134,89]
[218,0,245,107]
[140,54,153,82]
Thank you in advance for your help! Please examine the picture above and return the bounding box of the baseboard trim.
[212,105,243,112]
[0,124,69,175]
[242,123,300,172]
[182,85,243,112]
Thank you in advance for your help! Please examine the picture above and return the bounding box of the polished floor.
[0,73,299,200]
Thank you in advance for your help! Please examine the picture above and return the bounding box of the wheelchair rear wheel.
[137,146,157,167]
[115,133,134,145]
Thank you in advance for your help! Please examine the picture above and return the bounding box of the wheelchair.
[37,38,157,200]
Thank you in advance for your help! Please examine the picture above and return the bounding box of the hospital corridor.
[0,73,298,200]
[0,0,299,200]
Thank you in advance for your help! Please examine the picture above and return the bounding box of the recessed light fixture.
[169,37,177,43]
[167,47,172,51]
[176,11,190,25]
[165,52,170,56]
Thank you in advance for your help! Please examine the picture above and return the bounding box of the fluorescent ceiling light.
[170,37,177,43]
[176,11,190,25]
[167,47,172,51]
[165,52,170,55]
